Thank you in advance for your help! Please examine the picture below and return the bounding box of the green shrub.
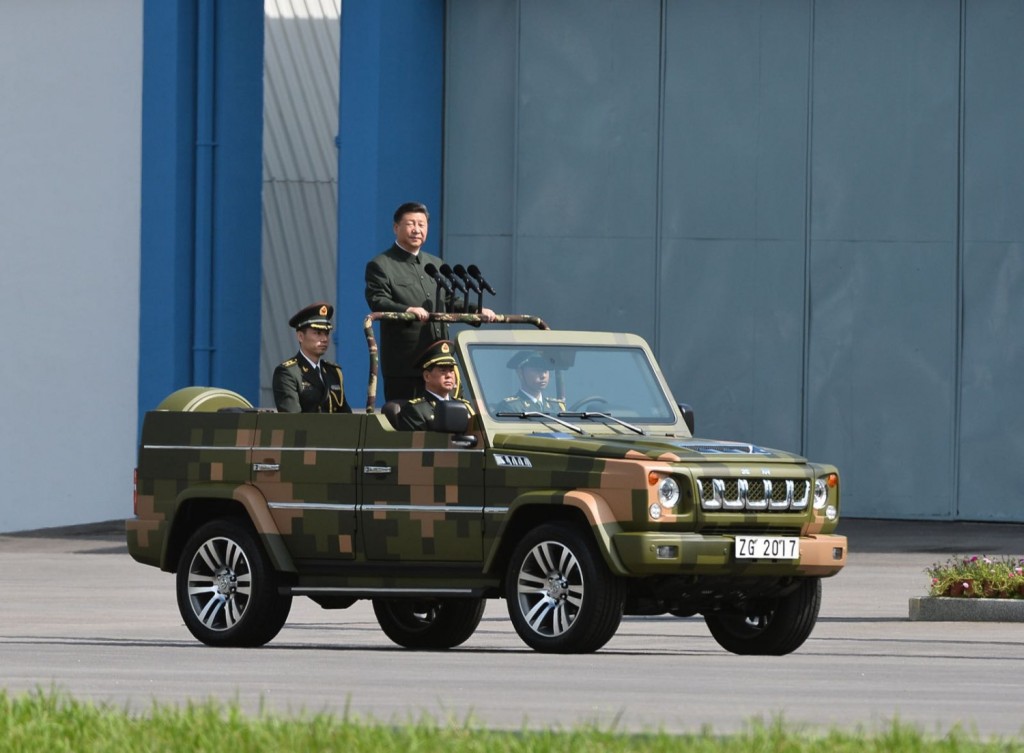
[926,555,1024,598]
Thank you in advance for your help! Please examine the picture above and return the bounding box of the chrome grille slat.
[698,478,809,512]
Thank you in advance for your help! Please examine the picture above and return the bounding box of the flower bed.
[926,555,1024,599]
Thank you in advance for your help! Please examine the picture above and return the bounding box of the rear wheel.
[372,598,485,649]
[704,577,821,655]
[505,523,625,653]
[176,519,292,647]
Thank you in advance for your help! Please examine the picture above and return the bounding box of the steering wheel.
[568,395,609,412]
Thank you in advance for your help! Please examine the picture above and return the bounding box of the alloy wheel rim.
[186,536,253,631]
[515,540,584,637]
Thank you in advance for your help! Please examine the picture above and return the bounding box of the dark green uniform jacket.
[395,394,475,431]
[498,392,567,414]
[272,354,351,413]
[365,244,472,381]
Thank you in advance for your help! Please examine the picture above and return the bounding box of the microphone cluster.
[423,263,496,313]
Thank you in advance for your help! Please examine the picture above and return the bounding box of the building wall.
[0,1,142,531]
[8,1,1013,531]
[443,0,1024,521]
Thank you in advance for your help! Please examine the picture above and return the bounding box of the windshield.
[465,343,676,424]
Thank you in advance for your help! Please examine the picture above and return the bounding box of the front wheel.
[176,519,292,647]
[505,523,625,653]
[704,578,821,655]
[372,598,485,649]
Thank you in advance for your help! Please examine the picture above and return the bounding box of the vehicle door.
[250,412,361,563]
[359,413,485,563]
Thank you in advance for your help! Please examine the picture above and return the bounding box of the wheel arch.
[483,490,628,580]
[163,484,296,574]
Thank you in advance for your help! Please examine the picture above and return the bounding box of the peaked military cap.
[289,302,334,331]
[418,340,457,370]
[506,350,553,370]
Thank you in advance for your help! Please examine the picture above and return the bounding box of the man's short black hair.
[393,202,429,224]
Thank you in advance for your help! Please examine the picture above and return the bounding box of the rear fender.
[165,483,297,574]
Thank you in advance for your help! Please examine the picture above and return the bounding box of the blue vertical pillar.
[336,1,446,405]
[139,0,264,423]
[139,1,199,418]
[208,1,264,396]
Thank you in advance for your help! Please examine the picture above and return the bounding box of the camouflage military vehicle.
[128,314,846,655]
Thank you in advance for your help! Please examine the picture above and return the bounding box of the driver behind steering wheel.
[498,351,566,414]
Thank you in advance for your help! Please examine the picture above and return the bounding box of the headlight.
[657,476,680,509]
[814,473,838,510]
[648,473,680,519]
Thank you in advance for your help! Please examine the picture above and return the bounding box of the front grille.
[698,477,809,512]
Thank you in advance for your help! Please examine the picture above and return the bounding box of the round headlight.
[658,477,680,509]
[825,505,838,521]
[813,478,828,509]
[649,503,663,520]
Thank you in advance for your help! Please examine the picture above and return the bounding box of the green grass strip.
[1,689,1022,753]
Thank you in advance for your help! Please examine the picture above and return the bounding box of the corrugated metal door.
[260,0,342,408]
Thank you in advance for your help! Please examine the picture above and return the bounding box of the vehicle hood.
[489,432,807,463]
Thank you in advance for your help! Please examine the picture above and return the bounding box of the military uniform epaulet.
[501,396,518,403]
[407,397,426,405]
[280,357,298,367]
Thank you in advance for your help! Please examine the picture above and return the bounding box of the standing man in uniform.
[364,201,495,401]
[272,302,351,413]
[500,351,566,413]
[396,340,474,431]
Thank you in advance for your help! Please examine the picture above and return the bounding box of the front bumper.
[612,531,847,577]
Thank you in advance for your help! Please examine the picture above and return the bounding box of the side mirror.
[431,401,478,449]
[678,403,695,435]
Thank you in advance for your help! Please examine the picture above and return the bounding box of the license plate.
[735,536,800,560]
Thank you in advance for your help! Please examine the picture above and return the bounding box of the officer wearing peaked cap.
[396,340,474,431]
[272,302,352,414]
[500,350,566,414]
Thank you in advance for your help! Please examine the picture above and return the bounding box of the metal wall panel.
[505,0,661,336]
[659,0,811,454]
[807,1,960,518]
[260,0,341,408]
[659,240,807,454]
[447,0,662,332]
[661,0,811,241]
[811,0,960,242]
[807,242,958,519]
[443,0,1024,521]
[516,0,661,242]
[444,0,517,241]
[958,1,1024,520]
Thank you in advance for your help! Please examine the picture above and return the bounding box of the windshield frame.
[455,329,690,437]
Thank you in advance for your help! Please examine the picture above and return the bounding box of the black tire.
[704,577,821,655]
[504,523,625,654]
[372,598,485,649]
[176,519,292,647]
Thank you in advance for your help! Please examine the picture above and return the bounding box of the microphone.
[453,264,481,294]
[439,263,467,293]
[467,265,497,295]
[424,262,452,292]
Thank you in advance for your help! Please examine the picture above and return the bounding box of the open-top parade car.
[127,311,846,655]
